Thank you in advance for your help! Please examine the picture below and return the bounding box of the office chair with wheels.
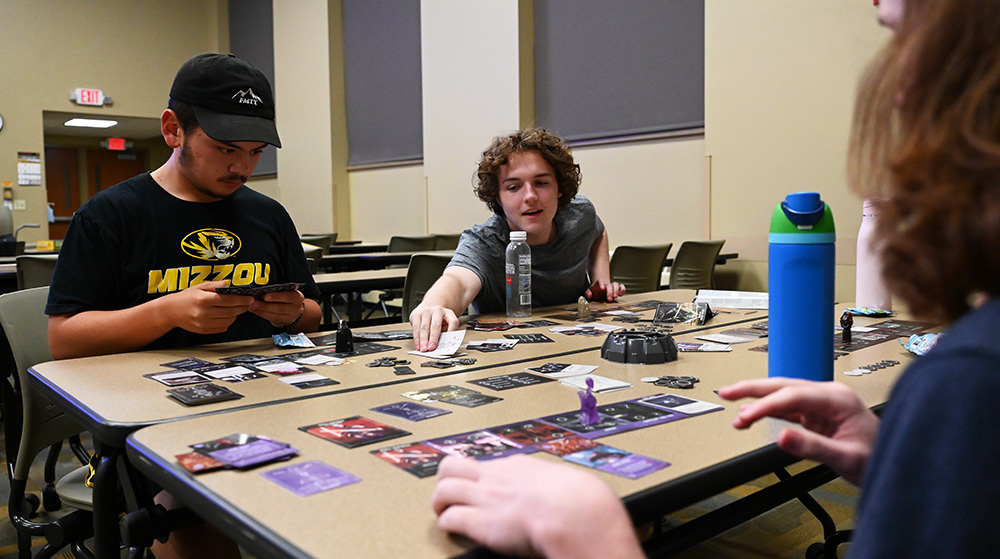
[16,254,59,290]
[401,254,454,318]
[609,244,673,294]
[668,240,726,290]
[0,287,94,559]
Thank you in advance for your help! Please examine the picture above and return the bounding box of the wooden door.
[43,147,149,239]
[87,149,147,197]
[44,147,80,239]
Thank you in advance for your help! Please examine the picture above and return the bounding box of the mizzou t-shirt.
[46,173,320,350]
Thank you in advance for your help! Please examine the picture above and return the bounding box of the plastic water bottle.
[768,192,836,381]
[505,231,531,318]
[855,199,892,310]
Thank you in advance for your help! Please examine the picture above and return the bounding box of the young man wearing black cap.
[46,53,321,359]
[46,54,320,557]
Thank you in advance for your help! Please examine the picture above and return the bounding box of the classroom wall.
[1,1,895,304]
[0,0,227,242]
[705,1,893,299]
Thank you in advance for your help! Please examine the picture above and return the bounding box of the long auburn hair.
[848,0,1000,322]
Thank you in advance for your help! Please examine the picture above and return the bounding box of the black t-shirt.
[46,173,320,350]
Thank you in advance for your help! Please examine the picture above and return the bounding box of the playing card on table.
[144,370,210,386]
[370,401,452,422]
[261,461,360,496]
[166,383,243,406]
[300,416,410,449]
[562,444,670,479]
[371,442,447,478]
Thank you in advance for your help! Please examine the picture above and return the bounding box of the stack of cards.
[176,433,298,472]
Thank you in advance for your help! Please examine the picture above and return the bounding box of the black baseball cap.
[169,53,281,148]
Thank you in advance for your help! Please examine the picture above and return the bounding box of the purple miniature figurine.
[578,377,600,426]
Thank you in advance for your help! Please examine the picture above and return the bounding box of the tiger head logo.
[180,228,241,261]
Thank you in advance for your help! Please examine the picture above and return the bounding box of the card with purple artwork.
[425,430,527,460]
[261,461,361,496]
[370,401,452,422]
[562,444,670,479]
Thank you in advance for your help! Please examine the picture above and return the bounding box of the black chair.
[609,244,673,294]
[668,240,726,290]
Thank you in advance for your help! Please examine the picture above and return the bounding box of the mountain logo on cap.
[232,88,263,107]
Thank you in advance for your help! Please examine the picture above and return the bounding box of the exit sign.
[107,137,126,151]
[72,88,107,106]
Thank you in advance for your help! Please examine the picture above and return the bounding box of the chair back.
[16,254,59,289]
[302,242,324,262]
[300,234,336,254]
[387,235,437,253]
[0,205,12,237]
[0,287,84,481]
[609,244,673,294]
[433,234,462,251]
[668,240,726,290]
[401,254,453,318]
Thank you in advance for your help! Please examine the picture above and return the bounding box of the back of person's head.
[849,0,1000,322]
[475,127,581,214]
[168,53,281,148]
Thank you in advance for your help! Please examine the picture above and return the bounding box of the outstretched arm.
[409,266,482,352]
[585,230,625,302]
[717,378,880,484]
[432,455,645,559]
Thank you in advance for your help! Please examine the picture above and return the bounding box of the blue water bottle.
[768,192,836,381]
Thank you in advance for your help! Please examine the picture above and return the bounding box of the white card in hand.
[409,329,467,358]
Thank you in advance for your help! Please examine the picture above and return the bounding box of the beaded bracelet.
[281,302,306,331]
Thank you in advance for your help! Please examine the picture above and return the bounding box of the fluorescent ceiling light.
[64,118,118,129]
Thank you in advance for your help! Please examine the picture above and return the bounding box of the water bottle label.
[518,255,531,271]
[520,294,531,305]
[505,262,515,274]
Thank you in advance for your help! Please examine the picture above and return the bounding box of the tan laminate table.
[124,309,922,559]
[28,289,752,556]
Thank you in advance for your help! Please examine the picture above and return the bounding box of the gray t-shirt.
[449,195,605,314]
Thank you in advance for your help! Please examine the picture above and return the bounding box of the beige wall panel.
[273,0,336,235]
[421,1,522,235]
[0,0,225,241]
[348,165,427,243]
[705,0,892,301]
[573,137,707,250]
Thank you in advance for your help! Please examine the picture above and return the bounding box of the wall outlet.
[12,199,26,210]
